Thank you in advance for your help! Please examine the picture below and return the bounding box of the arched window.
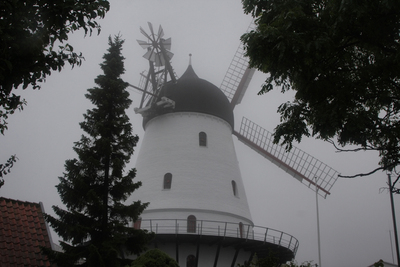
[187,215,196,233]
[239,222,244,238]
[199,132,207,147]
[163,173,172,189]
[133,217,142,229]
[186,254,197,267]
[231,180,238,197]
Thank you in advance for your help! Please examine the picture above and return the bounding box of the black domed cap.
[143,65,234,129]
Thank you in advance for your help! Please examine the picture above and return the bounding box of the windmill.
[127,22,338,266]
[134,22,339,199]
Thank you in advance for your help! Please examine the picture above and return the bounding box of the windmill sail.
[220,21,256,108]
[235,117,339,198]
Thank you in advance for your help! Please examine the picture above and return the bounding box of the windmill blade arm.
[230,67,256,107]
[219,43,251,104]
[233,130,330,196]
[162,37,172,51]
[140,26,152,40]
[220,21,256,108]
[148,21,155,39]
[158,25,164,39]
[128,83,157,97]
[235,117,339,198]
[137,40,151,49]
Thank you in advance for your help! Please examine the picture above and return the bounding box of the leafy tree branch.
[241,0,400,177]
[0,155,17,189]
[0,0,110,186]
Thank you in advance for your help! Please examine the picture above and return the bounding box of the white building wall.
[129,111,256,266]
[152,241,252,267]
[132,112,253,225]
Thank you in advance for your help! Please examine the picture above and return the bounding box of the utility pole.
[388,172,400,266]
[315,177,322,267]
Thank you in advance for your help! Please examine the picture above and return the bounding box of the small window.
[231,180,238,197]
[133,217,142,229]
[164,173,172,189]
[187,215,197,233]
[199,132,207,146]
[239,222,244,238]
[187,255,197,267]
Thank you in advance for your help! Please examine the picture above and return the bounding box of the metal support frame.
[213,242,222,267]
[231,248,240,267]
[195,236,200,267]
[175,224,179,264]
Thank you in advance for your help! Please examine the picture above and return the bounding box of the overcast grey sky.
[1,1,398,266]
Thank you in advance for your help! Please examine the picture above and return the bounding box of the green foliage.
[0,0,110,186]
[130,249,179,267]
[237,252,280,267]
[241,0,400,176]
[281,261,316,267]
[0,155,17,189]
[373,259,384,267]
[43,35,153,267]
[0,0,110,134]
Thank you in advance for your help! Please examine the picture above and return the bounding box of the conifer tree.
[44,35,152,267]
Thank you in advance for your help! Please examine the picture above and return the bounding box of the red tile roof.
[0,197,55,267]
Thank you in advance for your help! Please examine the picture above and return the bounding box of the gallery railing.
[135,219,299,256]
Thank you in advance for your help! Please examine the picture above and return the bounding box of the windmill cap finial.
[189,53,192,66]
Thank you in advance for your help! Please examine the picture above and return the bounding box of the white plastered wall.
[131,112,253,225]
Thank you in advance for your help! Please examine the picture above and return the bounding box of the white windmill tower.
[129,22,337,266]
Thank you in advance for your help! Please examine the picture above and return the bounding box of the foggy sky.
[0,1,397,266]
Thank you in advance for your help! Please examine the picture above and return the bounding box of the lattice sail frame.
[235,117,339,198]
[136,70,168,108]
[220,22,256,107]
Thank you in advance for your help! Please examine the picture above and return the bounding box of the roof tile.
[0,197,56,267]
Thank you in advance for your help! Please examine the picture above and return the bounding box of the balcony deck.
[136,219,298,263]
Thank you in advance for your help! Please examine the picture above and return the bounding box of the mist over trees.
[241,0,400,178]
[43,35,153,266]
